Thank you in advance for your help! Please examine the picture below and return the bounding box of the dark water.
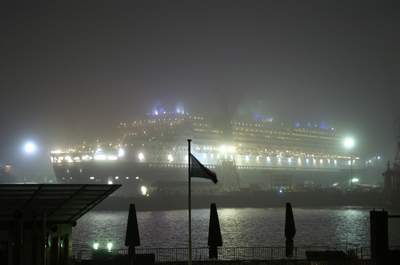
[72,207,400,253]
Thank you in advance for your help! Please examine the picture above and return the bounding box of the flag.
[190,153,218,184]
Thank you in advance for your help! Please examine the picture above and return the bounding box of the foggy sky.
[0,0,399,163]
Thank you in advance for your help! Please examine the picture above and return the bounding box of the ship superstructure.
[50,111,361,196]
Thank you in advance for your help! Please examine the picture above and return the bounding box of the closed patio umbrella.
[125,204,140,265]
[285,202,296,258]
[208,203,222,259]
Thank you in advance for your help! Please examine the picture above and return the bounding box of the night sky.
[0,1,399,168]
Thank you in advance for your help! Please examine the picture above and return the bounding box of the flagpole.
[188,139,192,265]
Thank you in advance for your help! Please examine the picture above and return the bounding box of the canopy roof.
[0,184,120,224]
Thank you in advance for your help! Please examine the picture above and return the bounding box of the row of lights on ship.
[55,150,357,167]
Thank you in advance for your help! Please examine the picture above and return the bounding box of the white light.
[245,155,250,162]
[115,176,119,180]
[320,159,324,164]
[306,158,310,164]
[377,156,381,160]
[118,148,125,157]
[332,182,339,187]
[140,185,148,196]
[65,156,73,163]
[348,160,352,166]
[94,154,107,161]
[93,242,99,250]
[288,158,292,164]
[24,141,37,155]
[138,152,145,162]
[266,156,271,163]
[135,176,140,180]
[297,158,302,165]
[334,159,337,165]
[106,242,113,252]
[107,180,113,185]
[107,155,118,161]
[167,154,174,163]
[82,155,92,161]
[343,137,355,150]
[218,145,236,154]
[351,177,359,183]
[90,176,95,180]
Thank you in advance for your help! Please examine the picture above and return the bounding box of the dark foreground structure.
[0,184,120,265]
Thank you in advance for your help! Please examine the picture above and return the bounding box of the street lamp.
[23,141,38,155]
[342,137,356,187]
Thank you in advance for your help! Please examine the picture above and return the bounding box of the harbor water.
[72,207,400,254]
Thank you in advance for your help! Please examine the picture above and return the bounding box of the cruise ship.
[51,109,362,196]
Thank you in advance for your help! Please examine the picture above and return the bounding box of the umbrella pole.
[188,139,192,265]
[128,246,136,265]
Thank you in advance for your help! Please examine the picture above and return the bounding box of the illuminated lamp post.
[23,141,38,155]
[342,137,355,187]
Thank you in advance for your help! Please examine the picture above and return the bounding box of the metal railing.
[74,246,375,262]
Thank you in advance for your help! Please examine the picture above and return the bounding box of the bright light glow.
[107,180,113,185]
[135,176,140,180]
[288,158,292,164]
[94,154,107,161]
[297,158,302,165]
[93,242,99,250]
[245,155,250,162]
[90,176,95,180]
[118,148,125,157]
[82,155,92,161]
[138,152,145,162]
[332,182,339,187]
[51,149,62,154]
[334,159,337,165]
[115,176,119,180]
[218,145,236,154]
[343,137,355,150]
[65,156,73,163]
[377,156,381,160]
[106,242,113,252]
[140,185,148,196]
[107,155,118,161]
[306,158,310,164]
[348,160,352,166]
[351,177,359,183]
[167,154,174,163]
[24,141,37,155]
[266,156,271,163]
[278,157,282,163]
[320,159,324,164]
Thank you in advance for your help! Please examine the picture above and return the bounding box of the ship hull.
[53,161,351,197]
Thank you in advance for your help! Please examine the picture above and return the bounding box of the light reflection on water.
[72,208,400,253]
